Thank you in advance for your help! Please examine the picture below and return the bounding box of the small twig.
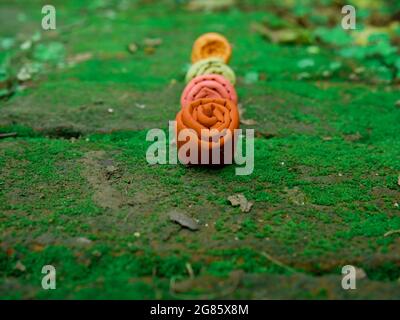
[261,251,297,274]
[384,229,400,237]
[185,263,194,279]
[0,132,17,139]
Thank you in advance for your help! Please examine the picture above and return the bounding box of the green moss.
[1,0,400,299]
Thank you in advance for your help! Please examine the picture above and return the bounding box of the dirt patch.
[80,151,126,210]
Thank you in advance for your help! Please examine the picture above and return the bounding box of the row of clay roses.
[174,33,240,165]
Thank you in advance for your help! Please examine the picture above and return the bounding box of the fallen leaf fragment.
[169,210,199,231]
[17,67,32,81]
[68,52,93,64]
[228,194,253,213]
[355,267,367,280]
[240,119,257,125]
[344,132,362,142]
[15,261,26,272]
[144,38,162,47]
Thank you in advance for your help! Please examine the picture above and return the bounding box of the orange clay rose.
[191,33,232,64]
[175,98,240,165]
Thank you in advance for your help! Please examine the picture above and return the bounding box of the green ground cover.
[0,0,399,299]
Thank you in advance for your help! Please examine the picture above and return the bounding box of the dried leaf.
[144,38,162,47]
[344,132,362,142]
[17,67,32,82]
[169,210,199,231]
[355,267,367,280]
[68,52,93,64]
[228,194,253,213]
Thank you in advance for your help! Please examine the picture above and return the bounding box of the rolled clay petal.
[185,57,236,85]
[191,32,232,64]
[181,74,238,108]
[175,98,240,165]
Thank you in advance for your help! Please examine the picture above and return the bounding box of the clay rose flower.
[175,98,240,165]
[191,32,232,64]
[181,74,238,108]
[186,57,236,85]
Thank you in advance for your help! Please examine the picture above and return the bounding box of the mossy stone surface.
[1,0,399,299]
